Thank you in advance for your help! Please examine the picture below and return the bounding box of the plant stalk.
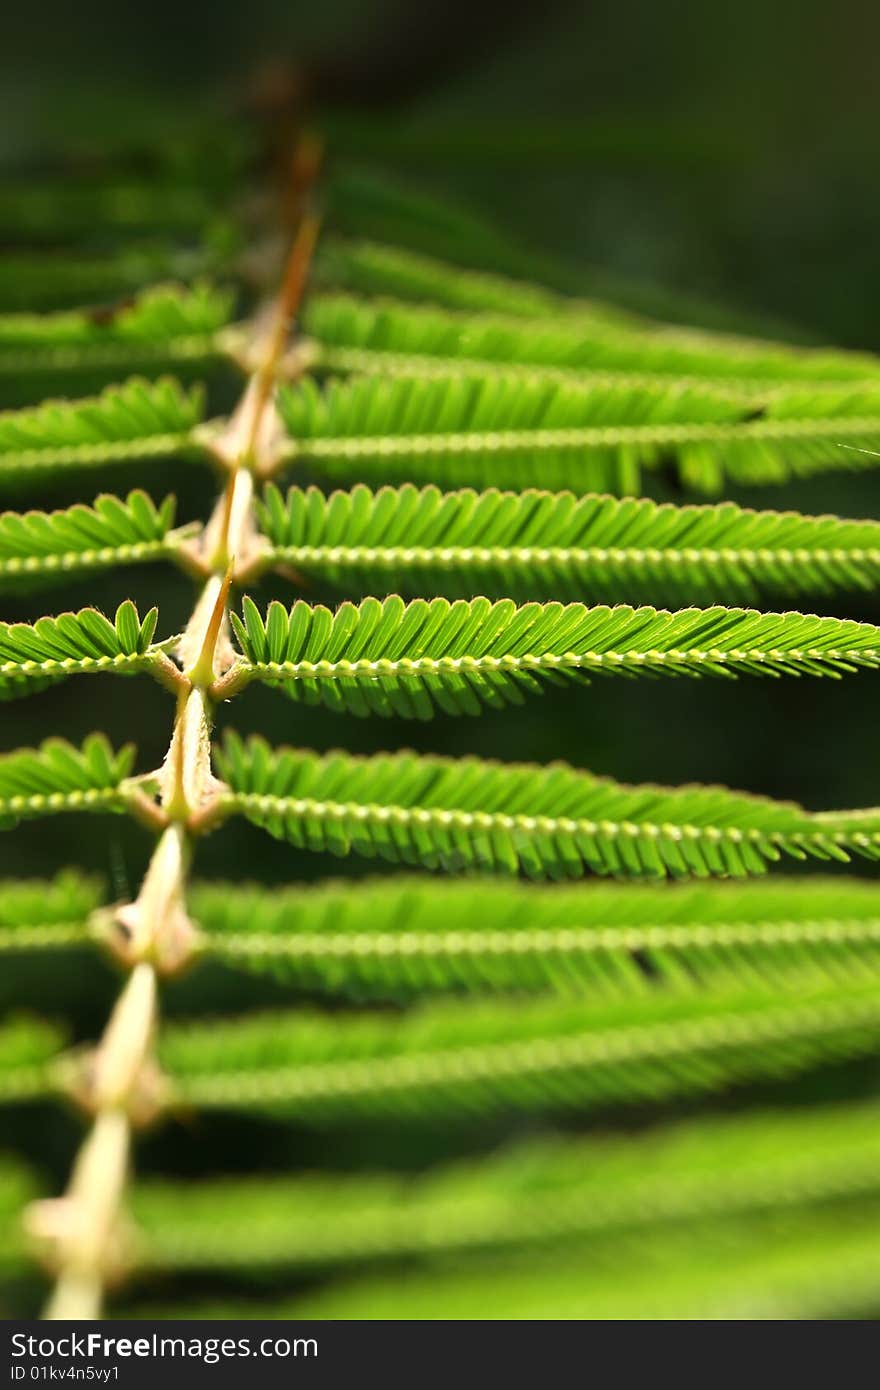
[34,183,319,1319]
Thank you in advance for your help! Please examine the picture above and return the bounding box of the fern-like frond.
[303,294,880,392]
[216,734,880,879]
[0,491,182,592]
[0,283,233,378]
[159,976,880,1122]
[0,735,135,829]
[278,371,880,494]
[280,369,744,439]
[321,249,880,414]
[678,386,880,491]
[0,871,102,954]
[318,238,812,358]
[278,372,745,494]
[0,1017,64,1103]
[130,1097,880,1274]
[318,239,617,321]
[0,601,164,699]
[258,483,880,604]
[226,595,880,721]
[287,1211,880,1320]
[0,378,205,487]
[191,875,880,1000]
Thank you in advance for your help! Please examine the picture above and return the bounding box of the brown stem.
[34,149,324,1319]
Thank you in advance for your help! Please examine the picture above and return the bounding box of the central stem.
[33,190,319,1321]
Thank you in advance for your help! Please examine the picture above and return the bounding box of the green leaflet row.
[257,482,880,604]
[9,480,880,605]
[278,369,880,494]
[6,366,880,498]
[6,592,880,710]
[159,978,880,1122]
[0,601,166,699]
[0,490,184,592]
[227,593,880,719]
[0,736,136,830]
[190,873,880,1000]
[128,1094,880,1273]
[257,1213,880,1320]
[4,871,880,1004]
[3,732,880,883]
[10,967,880,1128]
[216,734,880,879]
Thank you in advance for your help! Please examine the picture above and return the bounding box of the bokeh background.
[3,0,880,1314]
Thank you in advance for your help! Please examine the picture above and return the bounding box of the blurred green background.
[3,0,880,1314]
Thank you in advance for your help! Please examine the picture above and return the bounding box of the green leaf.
[278,372,745,494]
[131,1096,880,1275]
[303,293,880,393]
[318,238,831,355]
[0,490,180,592]
[0,1016,64,1104]
[0,871,103,954]
[0,601,169,699]
[259,483,880,604]
[0,282,233,377]
[227,595,880,721]
[319,238,577,319]
[0,735,135,830]
[192,874,880,1001]
[286,1211,880,1320]
[278,369,880,494]
[216,733,880,879]
[114,599,141,653]
[160,974,880,1123]
[0,377,206,488]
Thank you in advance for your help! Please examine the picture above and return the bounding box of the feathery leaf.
[0,490,182,592]
[0,601,165,699]
[278,370,880,494]
[0,282,233,378]
[216,734,880,879]
[303,293,880,392]
[278,372,745,494]
[318,239,631,321]
[288,1212,880,1320]
[677,386,880,492]
[0,871,102,954]
[0,735,136,830]
[319,239,818,353]
[227,594,880,721]
[0,1016,64,1103]
[131,1097,880,1274]
[0,377,205,487]
[259,482,880,604]
[160,976,880,1122]
[193,874,880,1000]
